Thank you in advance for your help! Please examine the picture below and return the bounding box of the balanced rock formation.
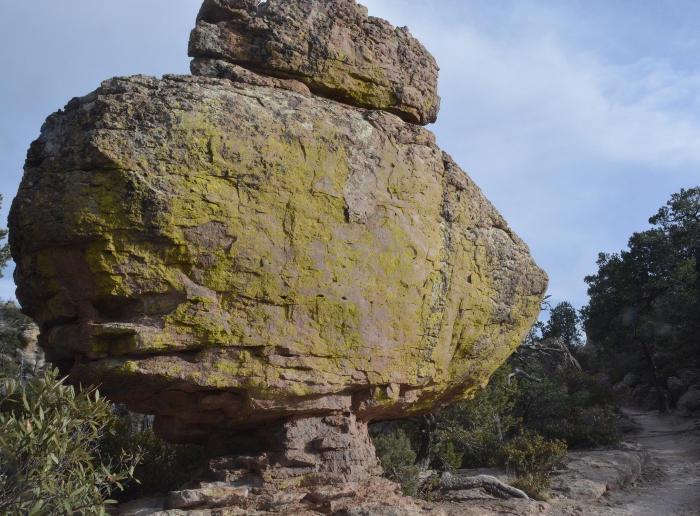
[9,0,546,511]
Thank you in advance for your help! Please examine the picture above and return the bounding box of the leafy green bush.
[99,408,203,501]
[516,370,620,448]
[438,364,520,469]
[0,369,140,515]
[501,431,567,500]
[369,359,620,498]
[0,301,33,357]
[373,429,420,496]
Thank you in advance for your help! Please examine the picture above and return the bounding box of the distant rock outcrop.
[0,300,43,378]
[676,387,700,417]
[9,0,546,511]
[516,337,582,375]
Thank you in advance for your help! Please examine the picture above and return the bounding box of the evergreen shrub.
[373,429,420,496]
[501,431,567,500]
[0,369,139,515]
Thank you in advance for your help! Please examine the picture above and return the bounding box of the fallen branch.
[507,368,542,385]
[437,472,529,500]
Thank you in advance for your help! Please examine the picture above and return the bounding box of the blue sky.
[1,0,699,313]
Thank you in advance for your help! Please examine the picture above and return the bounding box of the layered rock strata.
[9,0,547,511]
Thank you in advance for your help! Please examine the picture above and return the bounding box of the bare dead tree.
[507,369,542,385]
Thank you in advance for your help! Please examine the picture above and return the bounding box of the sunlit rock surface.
[189,0,440,125]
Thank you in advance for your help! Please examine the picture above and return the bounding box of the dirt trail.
[550,409,700,515]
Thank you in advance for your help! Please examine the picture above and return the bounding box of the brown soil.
[548,409,700,515]
[425,409,700,516]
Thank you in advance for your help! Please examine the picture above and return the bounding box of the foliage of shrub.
[431,364,519,470]
[373,429,420,496]
[0,301,33,357]
[0,369,139,515]
[516,370,621,448]
[99,408,203,502]
[370,358,621,498]
[501,431,567,499]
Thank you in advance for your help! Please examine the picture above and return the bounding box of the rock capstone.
[189,0,441,125]
[9,0,546,510]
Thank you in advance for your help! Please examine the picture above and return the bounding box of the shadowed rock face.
[189,0,440,125]
[9,0,546,506]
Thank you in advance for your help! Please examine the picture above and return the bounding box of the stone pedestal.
[163,413,387,513]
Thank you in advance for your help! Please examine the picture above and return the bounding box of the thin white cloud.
[358,1,700,310]
[432,27,700,171]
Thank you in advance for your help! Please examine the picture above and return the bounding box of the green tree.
[392,364,520,473]
[0,194,9,277]
[650,187,700,274]
[98,407,202,502]
[0,301,35,378]
[582,187,700,412]
[373,430,420,496]
[542,301,582,347]
[514,369,620,448]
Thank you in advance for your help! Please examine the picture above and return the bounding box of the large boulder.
[676,386,700,417]
[629,384,671,412]
[677,367,700,388]
[8,0,546,509]
[667,376,686,407]
[11,71,545,436]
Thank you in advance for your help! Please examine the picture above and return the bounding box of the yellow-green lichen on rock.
[189,0,441,125]
[9,71,547,441]
[7,1,548,505]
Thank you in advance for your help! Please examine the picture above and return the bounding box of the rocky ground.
[548,409,700,516]
[427,408,700,515]
[116,408,700,515]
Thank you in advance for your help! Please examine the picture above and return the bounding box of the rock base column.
[163,412,400,513]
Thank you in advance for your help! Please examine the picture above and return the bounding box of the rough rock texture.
[667,376,686,406]
[9,0,546,510]
[11,72,546,443]
[677,367,700,388]
[189,0,440,125]
[116,482,433,515]
[426,443,649,515]
[676,387,700,417]
[549,443,651,500]
[117,479,433,515]
[612,381,632,400]
[628,384,671,412]
[622,373,641,388]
